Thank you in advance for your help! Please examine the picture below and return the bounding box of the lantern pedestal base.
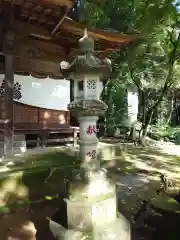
[49,170,131,240]
[49,214,130,240]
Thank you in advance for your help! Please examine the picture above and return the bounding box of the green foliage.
[79,0,135,31]
[103,80,128,126]
[156,98,171,126]
[152,125,180,143]
[80,0,180,134]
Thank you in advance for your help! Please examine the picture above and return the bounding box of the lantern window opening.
[78,80,84,91]
[87,79,96,90]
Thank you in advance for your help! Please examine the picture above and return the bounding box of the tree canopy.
[79,0,180,142]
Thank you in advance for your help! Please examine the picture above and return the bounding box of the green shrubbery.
[151,125,180,143]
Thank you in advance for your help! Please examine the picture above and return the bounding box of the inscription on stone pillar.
[86,125,96,135]
[79,116,98,142]
[86,149,97,159]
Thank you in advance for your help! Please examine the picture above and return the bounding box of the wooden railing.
[26,127,79,148]
[0,120,80,148]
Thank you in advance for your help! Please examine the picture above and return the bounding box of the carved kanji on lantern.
[86,125,96,135]
[86,150,96,159]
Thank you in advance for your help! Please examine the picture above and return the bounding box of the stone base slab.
[49,214,130,240]
[0,134,26,157]
[49,169,130,239]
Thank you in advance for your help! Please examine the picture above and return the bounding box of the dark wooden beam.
[15,57,63,76]
[0,56,63,76]
[3,0,75,8]
[0,37,69,61]
[0,20,52,40]
[15,38,116,62]
[42,0,75,9]
[20,38,68,61]
[0,19,120,60]
[2,0,16,157]
[4,54,14,157]
[13,21,51,38]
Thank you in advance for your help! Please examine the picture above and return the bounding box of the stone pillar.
[79,116,99,167]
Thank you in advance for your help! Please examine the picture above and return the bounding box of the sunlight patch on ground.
[0,171,29,207]
[21,221,37,235]
[159,143,180,156]
[122,152,163,174]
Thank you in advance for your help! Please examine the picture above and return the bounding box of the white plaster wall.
[0,74,70,110]
[127,89,139,123]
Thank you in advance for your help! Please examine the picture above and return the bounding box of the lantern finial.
[84,28,88,37]
[79,28,94,53]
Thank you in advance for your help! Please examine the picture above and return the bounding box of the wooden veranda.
[0,0,135,156]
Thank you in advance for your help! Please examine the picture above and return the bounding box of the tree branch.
[170,32,180,65]
[168,31,176,48]
[128,67,143,91]
[175,52,180,61]
[150,31,180,111]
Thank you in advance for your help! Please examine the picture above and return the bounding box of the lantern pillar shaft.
[79,116,99,169]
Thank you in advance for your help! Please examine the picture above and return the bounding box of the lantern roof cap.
[60,29,111,78]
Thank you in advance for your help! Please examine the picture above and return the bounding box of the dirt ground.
[0,144,180,240]
[0,199,59,240]
[0,199,179,240]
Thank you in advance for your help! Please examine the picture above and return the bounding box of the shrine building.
[0,0,135,156]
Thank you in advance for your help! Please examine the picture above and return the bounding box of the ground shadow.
[0,144,180,239]
[0,150,80,239]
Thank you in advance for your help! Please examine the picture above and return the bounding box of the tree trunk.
[139,60,174,145]
[141,90,146,125]
[139,110,153,145]
[166,91,174,125]
[140,83,169,144]
[129,121,137,140]
[103,80,114,135]
[174,92,179,125]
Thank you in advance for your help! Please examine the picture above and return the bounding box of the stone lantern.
[61,29,111,169]
[49,29,130,240]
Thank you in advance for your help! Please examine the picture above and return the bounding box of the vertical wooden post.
[4,55,14,157]
[1,0,17,157]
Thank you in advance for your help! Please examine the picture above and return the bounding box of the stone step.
[0,134,26,156]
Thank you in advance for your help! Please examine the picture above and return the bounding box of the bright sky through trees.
[173,0,180,11]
